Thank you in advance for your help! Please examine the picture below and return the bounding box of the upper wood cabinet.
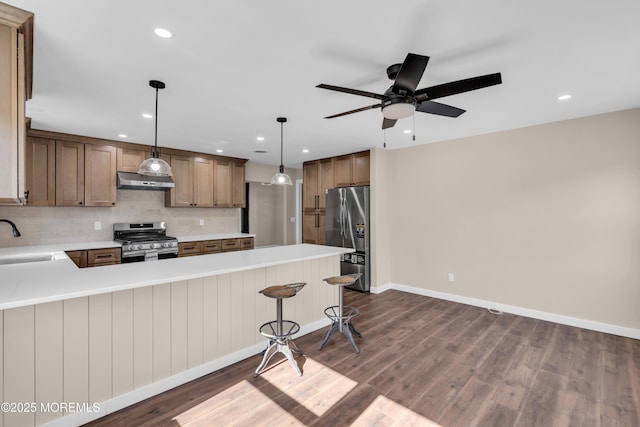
[116,147,147,172]
[0,6,32,205]
[303,158,334,210]
[214,158,246,208]
[55,140,85,206]
[334,150,370,187]
[55,141,117,207]
[166,155,214,207]
[25,136,55,206]
[85,144,117,206]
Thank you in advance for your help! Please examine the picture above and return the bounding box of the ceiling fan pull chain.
[412,111,416,142]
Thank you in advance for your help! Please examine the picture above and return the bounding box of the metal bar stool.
[318,273,362,353]
[254,282,306,377]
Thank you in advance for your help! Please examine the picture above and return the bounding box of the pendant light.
[270,117,292,185]
[138,80,173,176]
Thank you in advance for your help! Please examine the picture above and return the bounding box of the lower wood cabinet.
[178,237,254,257]
[65,247,121,268]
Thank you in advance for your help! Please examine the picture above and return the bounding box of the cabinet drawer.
[179,241,203,256]
[241,237,254,250]
[202,240,222,254]
[87,247,121,267]
[221,238,241,252]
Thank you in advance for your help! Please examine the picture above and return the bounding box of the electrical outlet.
[448,272,455,282]
[199,219,205,226]
[94,221,101,231]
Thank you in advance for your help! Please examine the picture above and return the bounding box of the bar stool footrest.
[259,320,300,340]
[323,305,360,322]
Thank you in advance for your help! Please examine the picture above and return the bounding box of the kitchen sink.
[0,252,62,266]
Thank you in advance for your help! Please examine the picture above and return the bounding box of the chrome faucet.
[0,219,21,237]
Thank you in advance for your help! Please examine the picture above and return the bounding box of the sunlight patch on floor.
[259,357,358,417]
[172,357,357,425]
[351,395,443,427]
[172,379,302,426]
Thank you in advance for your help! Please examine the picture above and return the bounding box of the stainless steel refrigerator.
[325,186,370,292]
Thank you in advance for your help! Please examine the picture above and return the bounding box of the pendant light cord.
[153,85,159,158]
[280,121,284,167]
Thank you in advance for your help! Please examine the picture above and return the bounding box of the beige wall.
[378,108,640,330]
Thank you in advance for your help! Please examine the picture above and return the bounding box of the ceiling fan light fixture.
[139,80,173,177]
[270,117,292,186]
[382,102,415,120]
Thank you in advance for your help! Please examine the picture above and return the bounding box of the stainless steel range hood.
[117,171,175,190]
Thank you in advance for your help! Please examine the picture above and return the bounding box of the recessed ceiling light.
[302,149,309,153]
[403,129,412,134]
[154,28,172,38]
[256,136,264,141]
[142,113,152,119]
[558,94,572,101]
[216,149,223,153]
[118,134,127,138]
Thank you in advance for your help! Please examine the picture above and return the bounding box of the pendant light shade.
[138,80,173,177]
[270,117,292,185]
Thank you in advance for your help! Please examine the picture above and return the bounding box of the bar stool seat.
[254,282,306,377]
[319,273,362,353]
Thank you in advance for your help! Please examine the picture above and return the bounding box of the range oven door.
[121,251,178,263]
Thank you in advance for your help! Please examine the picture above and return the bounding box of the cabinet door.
[85,144,117,207]
[166,155,193,207]
[303,211,320,244]
[213,159,232,207]
[55,140,85,206]
[303,161,319,209]
[0,24,26,205]
[65,250,87,268]
[25,136,55,206]
[116,147,147,173]
[232,161,245,207]
[318,158,334,209]
[352,151,370,185]
[193,157,214,207]
[334,154,353,187]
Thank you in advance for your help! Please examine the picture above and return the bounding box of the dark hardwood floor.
[85,289,640,426]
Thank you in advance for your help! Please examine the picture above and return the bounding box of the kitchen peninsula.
[0,244,351,426]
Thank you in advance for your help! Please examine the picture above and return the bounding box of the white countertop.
[0,244,352,310]
[0,241,121,257]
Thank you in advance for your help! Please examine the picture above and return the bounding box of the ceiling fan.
[317,53,502,129]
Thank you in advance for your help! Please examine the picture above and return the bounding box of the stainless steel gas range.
[113,222,178,263]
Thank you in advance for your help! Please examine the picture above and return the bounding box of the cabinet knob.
[79,201,83,205]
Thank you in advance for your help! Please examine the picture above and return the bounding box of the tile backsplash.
[0,190,240,247]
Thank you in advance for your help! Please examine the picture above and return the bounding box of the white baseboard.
[376,282,640,340]
[45,317,332,427]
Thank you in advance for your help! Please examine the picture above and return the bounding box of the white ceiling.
[10,0,640,168]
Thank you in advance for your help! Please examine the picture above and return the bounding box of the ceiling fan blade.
[316,84,386,100]
[415,72,502,101]
[416,100,466,117]
[382,118,397,129]
[324,103,382,119]
[391,53,429,94]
